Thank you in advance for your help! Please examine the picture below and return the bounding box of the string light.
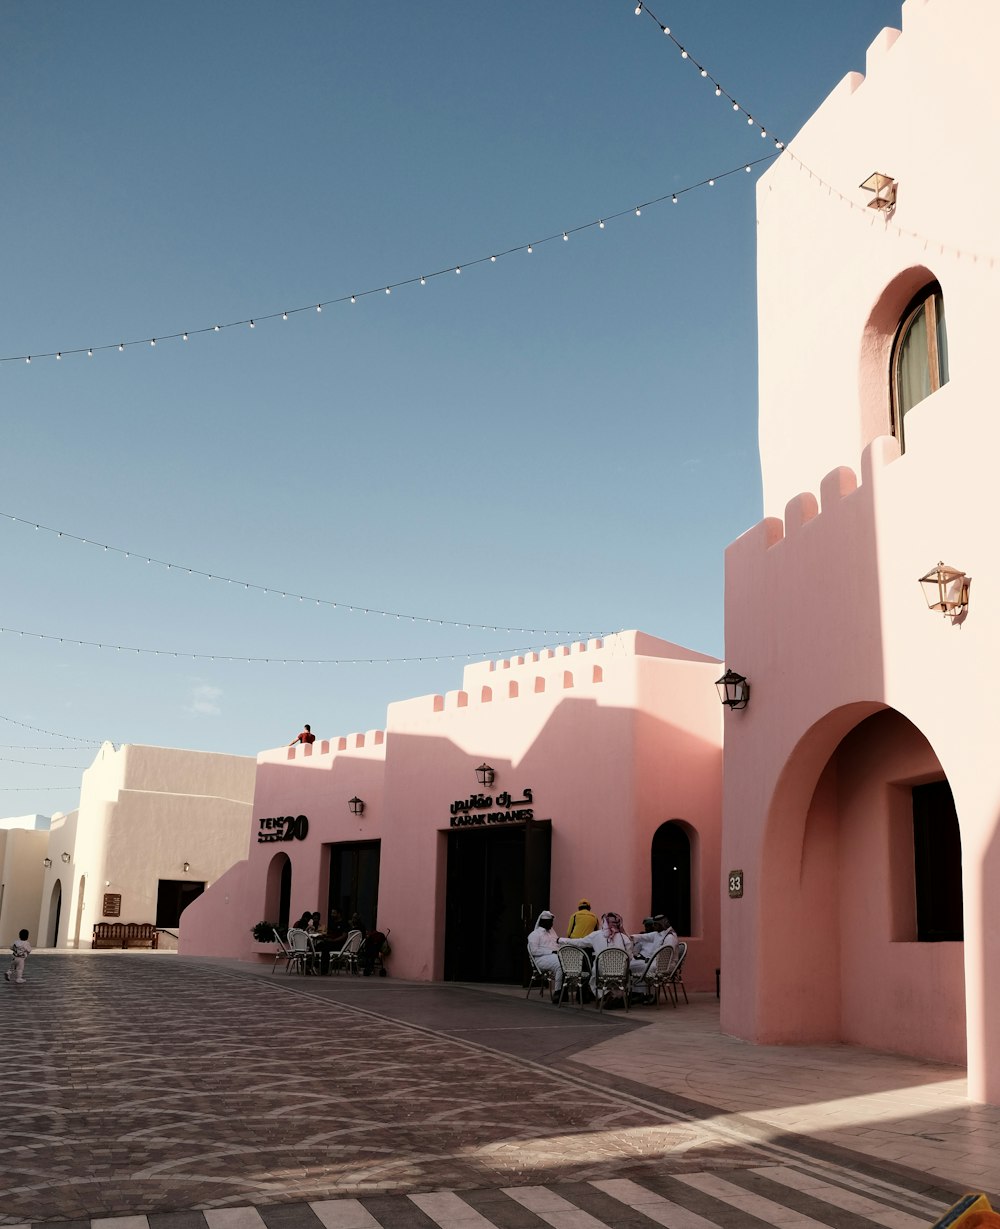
[0,713,103,745]
[4,156,776,367]
[632,0,786,152]
[0,756,89,768]
[0,510,596,637]
[0,623,601,668]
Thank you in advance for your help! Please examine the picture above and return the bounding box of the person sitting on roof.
[290,724,316,746]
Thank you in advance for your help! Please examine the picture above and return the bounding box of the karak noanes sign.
[449,788,533,828]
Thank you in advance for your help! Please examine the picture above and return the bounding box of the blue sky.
[1,1,904,810]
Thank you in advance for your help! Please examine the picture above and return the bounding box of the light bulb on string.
[350,296,356,304]
[708,179,715,186]
[420,276,426,285]
[562,232,568,241]
[635,206,641,216]
[118,344,124,352]
[634,2,641,13]
[385,287,391,295]
[150,339,156,347]
[700,68,707,77]
[182,333,189,341]
[681,49,688,59]
[56,352,61,360]
[282,312,288,321]
[249,320,255,328]
[672,194,678,203]
[213,325,220,332]
[87,349,93,357]
[716,86,722,96]
[527,244,533,253]
[490,255,496,262]
[662,25,670,34]
[316,304,322,313]
[455,266,461,274]
[599,219,605,228]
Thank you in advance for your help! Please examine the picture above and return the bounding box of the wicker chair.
[637,944,677,1007]
[594,945,631,1012]
[285,928,317,975]
[329,929,363,975]
[555,945,589,1008]
[666,940,689,1005]
[526,950,555,999]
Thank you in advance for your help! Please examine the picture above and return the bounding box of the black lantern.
[475,763,495,787]
[348,796,365,816]
[715,669,750,710]
[918,562,970,617]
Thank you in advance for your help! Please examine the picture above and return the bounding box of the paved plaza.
[0,953,994,1228]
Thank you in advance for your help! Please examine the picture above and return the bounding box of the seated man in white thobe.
[630,915,678,996]
[526,910,562,999]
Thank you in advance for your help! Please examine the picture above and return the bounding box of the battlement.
[258,728,388,766]
[727,435,901,564]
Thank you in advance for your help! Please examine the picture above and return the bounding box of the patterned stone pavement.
[0,956,967,1228]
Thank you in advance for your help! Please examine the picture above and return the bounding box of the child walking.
[5,929,31,984]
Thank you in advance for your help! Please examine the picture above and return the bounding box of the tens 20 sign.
[257,815,309,843]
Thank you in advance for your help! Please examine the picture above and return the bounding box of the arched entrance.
[47,879,63,947]
[264,853,292,929]
[757,706,965,1065]
[650,820,693,935]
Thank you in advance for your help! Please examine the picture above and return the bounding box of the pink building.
[721,0,1000,1101]
[181,632,723,991]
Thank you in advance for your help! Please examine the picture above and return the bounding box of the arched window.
[890,282,949,448]
[650,821,692,936]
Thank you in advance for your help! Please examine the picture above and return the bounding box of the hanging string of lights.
[0,745,96,751]
[0,713,103,745]
[1,511,603,639]
[632,1,786,151]
[1,156,776,368]
[0,784,80,791]
[0,624,608,667]
[0,756,89,769]
[784,152,999,266]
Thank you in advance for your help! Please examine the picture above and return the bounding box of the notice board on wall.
[103,893,122,918]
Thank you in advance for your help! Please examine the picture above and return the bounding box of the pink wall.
[182,633,724,991]
[724,0,1000,1099]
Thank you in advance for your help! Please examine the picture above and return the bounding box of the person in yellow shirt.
[566,898,598,939]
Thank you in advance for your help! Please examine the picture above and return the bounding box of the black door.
[444,819,551,983]
[328,841,381,931]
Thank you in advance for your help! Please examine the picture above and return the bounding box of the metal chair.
[270,931,293,974]
[666,940,689,1005]
[526,950,555,999]
[555,945,589,1008]
[594,945,631,1012]
[637,944,677,1007]
[285,927,316,975]
[329,929,363,975]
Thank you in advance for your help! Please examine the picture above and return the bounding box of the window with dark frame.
[912,780,963,942]
[890,282,949,450]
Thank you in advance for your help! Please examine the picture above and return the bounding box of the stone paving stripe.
[92,1218,150,1229]
[4,1224,30,1229]
[457,1189,551,1229]
[720,1171,885,1229]
[675,1171,837,1228]
[408,1191,498,1227]
[204,1210,268,1229]
[310,1201,381,1229]
[501,1186,612,1229]
[750,1167,931,1229]
[258,1203,328,1229]
[591,1178,721,1229]
[147,1213,210,1229]
[356,1194,438,1229]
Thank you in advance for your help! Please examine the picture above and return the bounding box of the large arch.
[756,704,965,1066]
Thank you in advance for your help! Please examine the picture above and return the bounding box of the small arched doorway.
[47,879,63,947]
[264,853,292,929]
[650,820,692,936]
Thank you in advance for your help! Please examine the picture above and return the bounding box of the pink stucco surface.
[181,632,724,991]
[724,0,1000,1100]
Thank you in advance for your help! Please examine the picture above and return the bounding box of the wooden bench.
[92,922,159,949]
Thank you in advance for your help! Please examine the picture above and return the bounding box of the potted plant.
[251,921,276,943]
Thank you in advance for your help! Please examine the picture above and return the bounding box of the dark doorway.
[444,818,551,983]
[912,780,963,941]
[328,841,381,931]
[650,821,691,935]
[278,857,292,928]
[156,879,206,928]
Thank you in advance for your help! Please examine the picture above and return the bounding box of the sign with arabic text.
[449,788,534,828]
[257,814,310,844]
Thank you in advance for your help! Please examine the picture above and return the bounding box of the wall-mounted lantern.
[348,796,365,816]
[918,562,970,618]
[715,669,751,710]
[183,862,190,873]
[43,857,52,868]
[61,851,71,863]
[475,763,495,787]
[860,171,897,213]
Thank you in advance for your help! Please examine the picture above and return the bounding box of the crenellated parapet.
[258,728,387,765]
[728,435,901,567]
